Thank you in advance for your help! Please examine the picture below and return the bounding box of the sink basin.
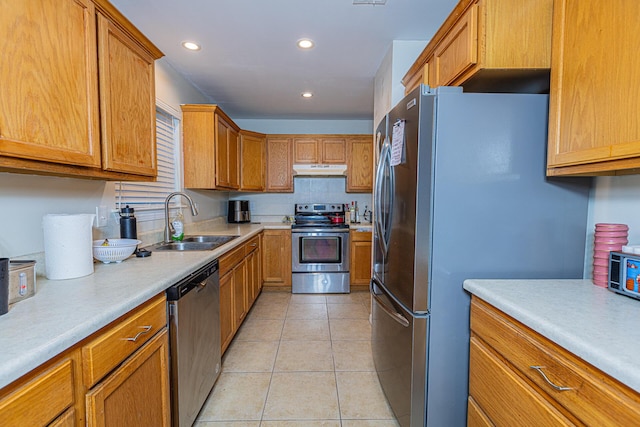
[148,235,239,251]
[182,235,239,245]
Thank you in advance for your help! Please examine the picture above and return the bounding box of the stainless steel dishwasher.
[166,259,221,427]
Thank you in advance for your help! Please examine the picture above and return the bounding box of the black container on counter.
[0,258,8,316]
[119,205,137,239]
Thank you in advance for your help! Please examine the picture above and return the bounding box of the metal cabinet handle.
[123,325,153,342]
[530,366,572,391]
[250,243,257,247]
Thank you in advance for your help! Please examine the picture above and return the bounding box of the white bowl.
[93,239,141,264]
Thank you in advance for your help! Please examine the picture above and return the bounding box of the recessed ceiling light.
[182,41,201,51]
[297,39,315,49]
[301,92,313,98]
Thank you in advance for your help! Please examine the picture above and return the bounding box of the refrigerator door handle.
[370,278,410,327]
[374,140,393,255]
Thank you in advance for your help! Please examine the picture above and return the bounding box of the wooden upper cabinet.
[293,137,346,164]
[293,138,320,163]
[215,114,240,189]
[0,0,162,180]
[347,136,373,193]
[403,0,553,94]
[97,12,157,177]
[546,0,640,176]
[0,0,101,169]
[239,130,266,191]
[181,104,240,190]
[266,136,293,192]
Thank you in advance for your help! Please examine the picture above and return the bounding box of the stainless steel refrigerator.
[371,86,591,427]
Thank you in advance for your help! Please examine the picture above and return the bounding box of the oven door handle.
[370,278,409,328]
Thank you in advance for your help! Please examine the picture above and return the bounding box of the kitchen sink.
[148,235,239,251]
[182,235,239,245]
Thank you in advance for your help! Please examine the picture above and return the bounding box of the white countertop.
[463,279,640,393]
[0,223,289,389]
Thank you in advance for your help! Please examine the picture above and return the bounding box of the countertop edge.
[463,278,640,393]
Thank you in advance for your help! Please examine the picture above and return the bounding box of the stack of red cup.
[593,223,629,287]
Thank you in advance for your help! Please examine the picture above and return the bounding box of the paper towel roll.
[43,214,95,280]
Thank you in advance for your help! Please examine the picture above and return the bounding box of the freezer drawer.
[371,279,428,427]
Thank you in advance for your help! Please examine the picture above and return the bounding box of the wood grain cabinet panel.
[347,136,373,193]
[97,12,157,176]
[81,295,167,388]
[0,358,76,427]
[266,137,293,192]
[219,235,263,353]
[182,104,241,190]
[85,329,170,427]
[403,0,552,94]
[0,0,162,180]
[262,229,292,289]
[350,230,372,286]
[321,138,347,164]
[0,0,101,169]
[469,297,640,425]
[239,130,266,191]
[546,0,640,176]
[293,138,320,164]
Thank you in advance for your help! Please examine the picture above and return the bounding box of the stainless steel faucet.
[164,192,199,242]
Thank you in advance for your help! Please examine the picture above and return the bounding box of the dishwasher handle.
[166,259,219,301]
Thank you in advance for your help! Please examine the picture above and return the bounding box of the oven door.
[292,230,349,273]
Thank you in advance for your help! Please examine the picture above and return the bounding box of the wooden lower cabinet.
[219,234,263,354]
[262,229,292,289]
[85,329,170,426]
[350,230,372,287]
[0,293,170,426]
[469,297,640,426]
[0,357,77,427]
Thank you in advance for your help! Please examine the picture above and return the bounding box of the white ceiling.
[110,0,457,120]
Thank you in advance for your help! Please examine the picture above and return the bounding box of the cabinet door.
[85,329,170,427]
[216,115,231,188]
[220,271,234,354]
[182,108,216,188]
[262,230,292,287]
[547,0,640,175]
[350,231,372,285]
[321,138,346,164]
[0,0,101,168]
[347,136,373,192]
[97,13,157,177]
[293,138,320,163]
[432,3,478,87]
[266,137,293,192]
[240,131,266,191]
[233,261,247,327]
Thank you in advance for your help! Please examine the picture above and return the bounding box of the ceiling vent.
[353,0,387,4]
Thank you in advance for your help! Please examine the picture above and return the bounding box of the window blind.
[116,103,181,221]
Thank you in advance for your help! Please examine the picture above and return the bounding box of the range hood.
[293,164,347,176]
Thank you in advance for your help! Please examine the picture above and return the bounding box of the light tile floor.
[195,291,399,427]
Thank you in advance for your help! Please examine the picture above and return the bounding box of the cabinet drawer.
[0,359,74,427]
[220,244,245,276]
[467,396,494,427]
[244,235,260,256]
[350,230,372,242]
[82,294,166,388]
[471,298,640,425]
[469,336,574,426]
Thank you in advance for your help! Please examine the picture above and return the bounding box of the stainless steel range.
[291,203,350,294]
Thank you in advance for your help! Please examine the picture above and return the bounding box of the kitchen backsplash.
[230,176,372,222]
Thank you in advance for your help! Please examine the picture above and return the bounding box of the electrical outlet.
[96,205,108,227]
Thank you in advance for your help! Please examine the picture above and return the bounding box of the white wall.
[584,175,640,277]
[373,40,428,127]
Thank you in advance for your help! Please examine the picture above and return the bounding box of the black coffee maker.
[228,200,251,223]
